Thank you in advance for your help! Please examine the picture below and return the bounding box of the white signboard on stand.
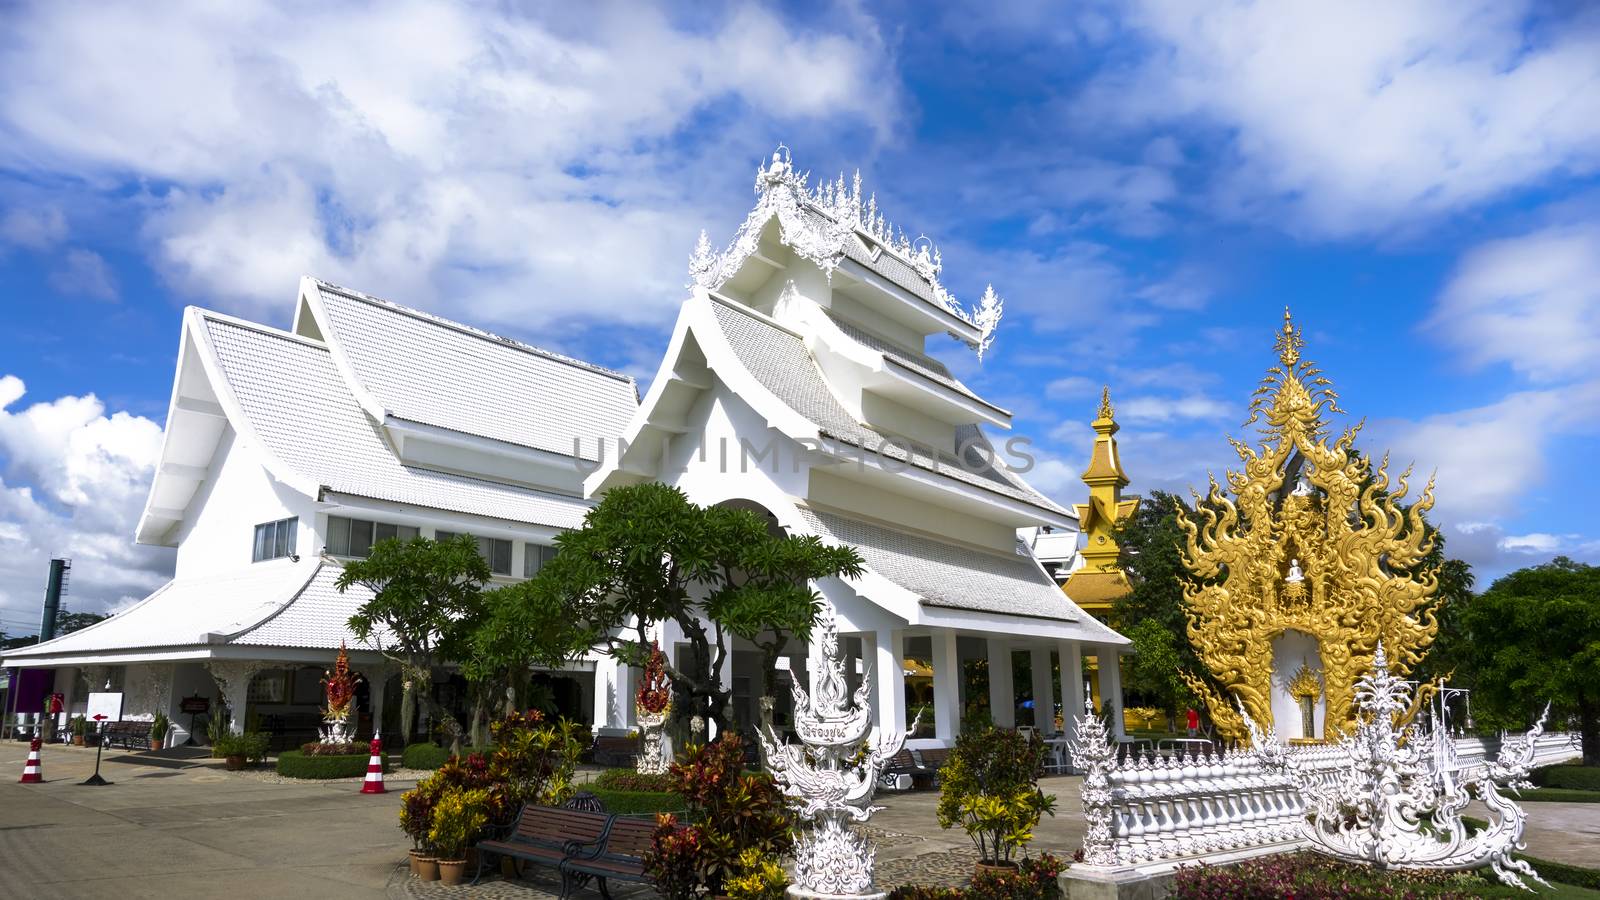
[86,692,123,724]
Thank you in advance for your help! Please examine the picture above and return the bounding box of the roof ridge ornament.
[1098,385,1114,421]
[692,144,1003,360]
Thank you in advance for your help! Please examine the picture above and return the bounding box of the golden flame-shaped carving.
[1178,309,1441,742]
[1287,662,1322,702]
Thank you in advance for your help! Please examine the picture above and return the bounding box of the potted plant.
[936,726,1056,876]
[70,715,87,746]
[212,733,246,769]
[150,712,169,751]
[428,786,488,886]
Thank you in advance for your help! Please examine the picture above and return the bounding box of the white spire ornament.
[760,604,914,899]
[971,284,1003,362]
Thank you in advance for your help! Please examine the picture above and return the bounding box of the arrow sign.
[91,714,108,721]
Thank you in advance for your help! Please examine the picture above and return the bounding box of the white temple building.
[588,149,1127,748]
[2,148,1129,751]
[1,279,639,746]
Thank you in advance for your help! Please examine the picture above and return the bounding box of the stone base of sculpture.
[635,708,668,775]
[788,888,887,900]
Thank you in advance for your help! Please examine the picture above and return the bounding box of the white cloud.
[48,248,118,301]
[1082,1,1600,235]
[0,375,173,626]
[1118,393,1232,423]
[1427,224,1600,382]
[0,206,67,250]
[0,1,901,328]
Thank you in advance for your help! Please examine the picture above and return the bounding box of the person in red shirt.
[1186,707,1200,737]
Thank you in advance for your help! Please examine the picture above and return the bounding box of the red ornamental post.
[360,737,385,794]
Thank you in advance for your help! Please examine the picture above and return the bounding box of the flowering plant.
[936,726,1055,864]
[428,786,490,861]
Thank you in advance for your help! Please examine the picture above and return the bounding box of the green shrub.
[937,726,1056,865]
[1531,763,1600,792]
[276,750,387,779]
[588,787,683,815]
[592,768,674,792]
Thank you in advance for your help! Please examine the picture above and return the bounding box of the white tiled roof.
[708,299,1069,515]
[231,562,387,649]
[797,507,1111,626]
[204,313,595,529]
[824,312,995,407]
[0,563,323,658]
[314,282,638,460]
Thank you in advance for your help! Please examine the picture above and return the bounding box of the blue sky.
[1,1,1598,626]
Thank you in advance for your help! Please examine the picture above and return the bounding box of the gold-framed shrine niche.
[1178,309,1441,743]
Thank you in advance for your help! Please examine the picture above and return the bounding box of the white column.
[1100,646,1126,739]
[986,639,1015,727]
[1057,642,1086,734]
[874,629,907,736]
[1030,648,1054,734]
[592,655,633,734]
[369,669,388,738]
[931,630,961,743]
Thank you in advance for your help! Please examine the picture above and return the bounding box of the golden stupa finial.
[1098,385,1114,421]
[1275,306,1304,367]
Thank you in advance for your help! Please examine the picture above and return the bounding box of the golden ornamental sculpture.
[1178,309,1440,742]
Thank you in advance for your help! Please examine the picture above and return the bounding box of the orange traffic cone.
[19,737,43,783]
[360,737,385,794]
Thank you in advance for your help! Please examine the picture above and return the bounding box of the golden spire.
[1065,385,1140,609]
[1275,306,1304,367]
[1097,385,1114,421]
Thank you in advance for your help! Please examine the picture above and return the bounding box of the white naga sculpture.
[760,605,913,899]
[1285,643,1550,891]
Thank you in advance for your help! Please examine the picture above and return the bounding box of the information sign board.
[86,691,124,724]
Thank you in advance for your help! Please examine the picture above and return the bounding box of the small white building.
[1,279,640,746]
[587,149,1128,748]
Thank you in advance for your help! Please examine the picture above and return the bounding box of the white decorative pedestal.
[760,605,911,900]
[636,707,669,775]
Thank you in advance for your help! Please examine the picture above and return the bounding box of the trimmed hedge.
[399,742,492,770]
[1533,764,1600,792]
[592,768,674,792]
[402,743,450,771]
[588,787,685,816]
[1524,787,1600,803]
[276,750,387,779]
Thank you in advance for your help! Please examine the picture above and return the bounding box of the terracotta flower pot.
[151,739,164,752]
[437,859,466,885]
[416,857,439,881]
[408,849,422,876]
[974,861,1019,879]
[224,754,247,771]
[73,736,84,746]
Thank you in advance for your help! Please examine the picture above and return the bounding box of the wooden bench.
[589,734,638,768]
[916,747,951,786]
[880,748,930,789]
[559,816,656,900]
[102,721,152,751]
[476,805,611,884]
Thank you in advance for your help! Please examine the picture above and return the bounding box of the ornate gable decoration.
[1178,310,1441,742]
[689,145,1004,359]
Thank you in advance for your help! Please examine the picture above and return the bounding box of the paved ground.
[4,740,1597,899]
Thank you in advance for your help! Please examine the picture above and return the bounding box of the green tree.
[475,483,862,734]
[1450,556,1600,765]
[337,534,490,753]
[55,610,109,634]
[1111,490,1207,723]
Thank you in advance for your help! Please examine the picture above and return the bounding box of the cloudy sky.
[1,0,1598,629]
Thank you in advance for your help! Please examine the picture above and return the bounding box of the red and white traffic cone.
[360,737,385,794]
[19,737,43,784]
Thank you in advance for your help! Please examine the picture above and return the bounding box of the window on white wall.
[327,516,420,558]
[524,543,558,578]
[252,517,298,562]
[436,531,513,576]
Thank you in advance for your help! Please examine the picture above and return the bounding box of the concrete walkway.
[0,739,415,899]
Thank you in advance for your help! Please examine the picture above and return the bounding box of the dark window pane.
[489,538,512,575]
[374,522,397,543]
[398,525,419,541]
[254,524,269,562]
[436,530,458,543]
[350,519,374,558]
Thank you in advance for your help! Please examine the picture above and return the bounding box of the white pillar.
[370,669,388,738]
[1030,648,1055,734]
[875,629,907,736]
[1058,642,1085,744]
[1099,647,1126,739]
[593,656,633,734]
[986,639,1015,727]
[931,630,961,743]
